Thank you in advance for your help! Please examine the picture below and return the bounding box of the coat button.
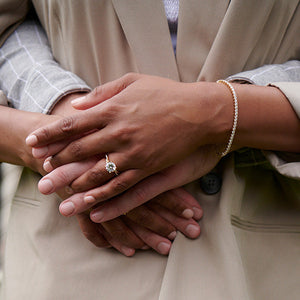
[199,173,222,195]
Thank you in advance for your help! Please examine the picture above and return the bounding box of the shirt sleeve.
[0,18,91,114]
[227,60,300,118]
[227,61,300,179]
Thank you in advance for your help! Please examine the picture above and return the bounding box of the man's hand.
[43,92,203,256]
[26,73,228,205]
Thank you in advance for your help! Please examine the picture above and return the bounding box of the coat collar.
[112,0,229,82]
[112,0,179,81]
[111,0,287,83]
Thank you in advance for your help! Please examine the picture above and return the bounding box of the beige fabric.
[0,1,299,299]
[0,91,8,107]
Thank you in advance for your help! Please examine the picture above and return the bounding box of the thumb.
[71,72,139,110]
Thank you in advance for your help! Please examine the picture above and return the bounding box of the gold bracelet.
[216,80,238,157]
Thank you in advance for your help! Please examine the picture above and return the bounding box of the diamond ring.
[105,154,118,175]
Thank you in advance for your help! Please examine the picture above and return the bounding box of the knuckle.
[93,190,108,202]
[90,86,103,98]
[55,170,72,185]
[123,72,136,81]
[39,127,51,141]
[61,116,76,133]
[88,168,105,185]
[129,144,145,161]
[68,141,84,159]
[112,177,130,194]
[112,125,132,142]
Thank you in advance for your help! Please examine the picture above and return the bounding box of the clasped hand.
[27,73,221,256]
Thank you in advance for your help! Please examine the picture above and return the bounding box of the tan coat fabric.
[0,1,299,299]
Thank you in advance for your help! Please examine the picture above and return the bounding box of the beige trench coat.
[0,1,299,299]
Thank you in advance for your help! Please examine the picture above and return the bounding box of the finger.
[45,128,120,170]
[82,168,147,206]
[124,219,172,255]
[59,168,144,216]
[98,223,136,257]
[88,171,178,223]
[38,159,97,195]
[148,202,201,239]
[25,110,102,147]
[32,132,87,159]
[59,192,87,216]
[25,73,140,147]
[153,188,203,220]
[70,153,141,193]
[172,188,203,220]
[70,158,111,192]
[32,140,69,159]
[76,213,110,248]
[101,218,145,249]
[125,206,176,239]
[72,73,139,110]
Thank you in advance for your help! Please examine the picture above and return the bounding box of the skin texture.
[26,73,300,226]
[0,93,204,256]
[49,92,204,255]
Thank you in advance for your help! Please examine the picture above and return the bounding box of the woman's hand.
[27,73,229,205]
[38,157,203,256]
[44,144,219,222]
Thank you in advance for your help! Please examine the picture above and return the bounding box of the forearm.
[0,105,47,170]
[170,80,300,154]
[0,18,90,114]
[218,83,300,153]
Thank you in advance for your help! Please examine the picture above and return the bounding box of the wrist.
[50,92,88,117]
[193,82,233,150]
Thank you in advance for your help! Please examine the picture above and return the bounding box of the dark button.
[199,173,222,195]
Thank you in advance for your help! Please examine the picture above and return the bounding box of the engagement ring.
[105,154,118,175]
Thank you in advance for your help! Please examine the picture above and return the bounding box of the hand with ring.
[46,158,203,256]
[26,73,226,209]
[36,88,204,256]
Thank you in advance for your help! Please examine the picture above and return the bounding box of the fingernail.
[90,210,104,222]
[84,195,96,204]
[157,242,171,255]
[182,208,194,219]
[25,134,37,146]
[38,179,54,194]
[32,146,48,158]
[120,246,135,257]
[141,245,150,250]
[185,224,200,238]
[71,96,86,106]
[65,186,74,195]
[168,231,177,240]
[43,158,53,172]
[59,202,75,216]
[192,207,203,220]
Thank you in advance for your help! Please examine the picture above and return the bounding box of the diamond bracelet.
[216,80,238,157]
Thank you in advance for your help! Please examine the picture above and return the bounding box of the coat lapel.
[176,0,229,82]
[112,0,180,80]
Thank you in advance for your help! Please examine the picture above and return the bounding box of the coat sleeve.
[0,17,91,114]
[227,60,300,118]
